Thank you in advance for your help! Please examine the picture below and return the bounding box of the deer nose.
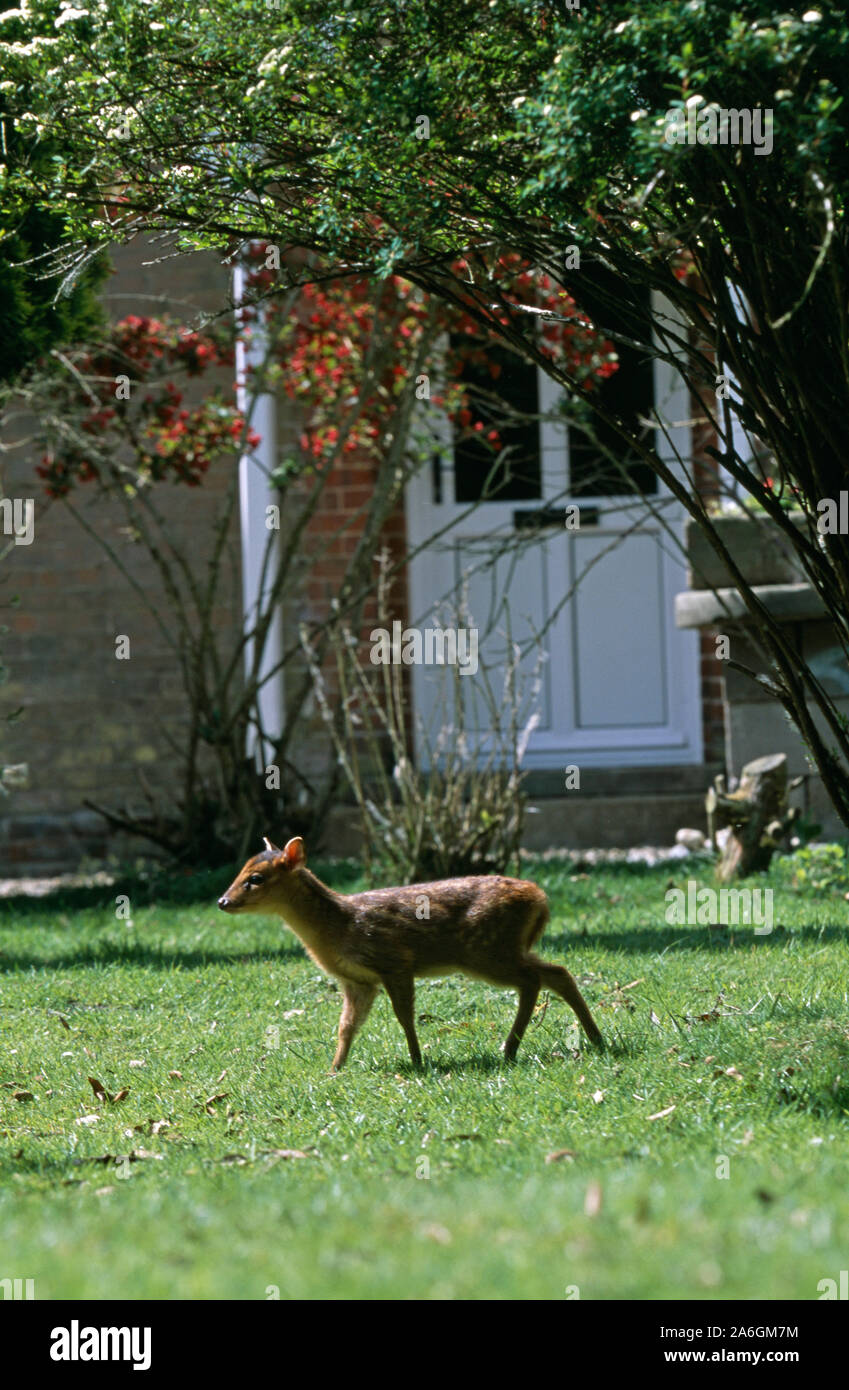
[218,896,230,911]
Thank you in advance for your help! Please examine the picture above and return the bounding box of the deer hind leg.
[331,980,378,1071]
[533,958,605,1049]
[382,973,423,1068]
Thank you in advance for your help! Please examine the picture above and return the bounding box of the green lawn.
[1,850,847,1300]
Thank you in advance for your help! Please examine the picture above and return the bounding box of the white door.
[405,294,703,771]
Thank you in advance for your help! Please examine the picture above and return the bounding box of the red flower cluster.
[36,316,248,497]
[37,256,616,498]
[237,244,616,469]
[265,274,432,465]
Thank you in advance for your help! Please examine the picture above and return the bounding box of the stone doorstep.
[320,792,712,856]
[523,763,723,799]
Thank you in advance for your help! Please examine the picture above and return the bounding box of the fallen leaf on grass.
[201,1092,228,1115]
[584,1180,602,1217]
[648,1105,676,1121]
[217,1148,311,1167]
[419,1223,452,1245]
[126,1119,170,1137]
[591,1090,605,1104]
[168,1071,183,1081]
[545,1149,576,1163]
[88,1076,130,1105]
[71,1149,163,1168]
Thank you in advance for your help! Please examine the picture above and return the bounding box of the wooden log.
[706,753,797,882]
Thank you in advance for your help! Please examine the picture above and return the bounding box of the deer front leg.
[504,973,541,1062]
[382,974,423,1068]
[331,980,378,1071]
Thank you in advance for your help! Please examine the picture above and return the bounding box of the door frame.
[404,294,703,770]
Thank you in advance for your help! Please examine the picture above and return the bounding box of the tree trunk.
[706,753,800,883]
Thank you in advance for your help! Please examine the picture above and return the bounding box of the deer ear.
[281,837,306,869]
[263,836,280,854]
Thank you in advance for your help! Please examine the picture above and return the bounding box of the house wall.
[0,240,414,873]
[276,462,410,798]
[1,249,724,874]
[1,242,243,871]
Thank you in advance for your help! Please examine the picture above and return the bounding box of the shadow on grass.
[774,1072,849,1121]
[384,1041,626,1076]
[0,1150,168,1185]
[546,922,849,954]
[0,940,304,974]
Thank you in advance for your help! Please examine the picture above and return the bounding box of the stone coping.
[675,582,827,630]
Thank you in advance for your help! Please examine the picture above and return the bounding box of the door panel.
[570,530,666,729]
[453,535,553,733]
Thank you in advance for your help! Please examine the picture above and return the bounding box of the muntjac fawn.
[218,837,604,1070]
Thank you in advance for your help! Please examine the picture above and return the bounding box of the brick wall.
[0,243,243,871]
[278,456,411,795]
[0,242,414,872]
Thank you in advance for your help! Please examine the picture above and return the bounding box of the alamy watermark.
[664,101,773,156]
[665,880,773,934]
[0,497,34,545]
[1,1276,34,1299]
[370,621,478,676]
[817,492,849,534]
[50,1321,151,1370]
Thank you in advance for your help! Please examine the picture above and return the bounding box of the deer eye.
[248,874,264,888]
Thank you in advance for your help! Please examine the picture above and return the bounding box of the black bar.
[513,505,599,531]
[431,453,442,504]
